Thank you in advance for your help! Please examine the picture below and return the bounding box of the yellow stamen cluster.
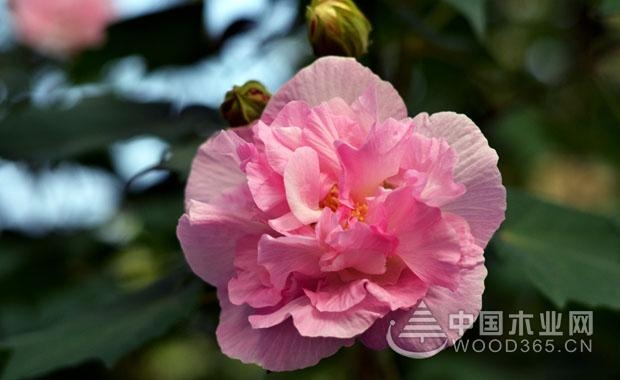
[320,184,368,223]
[320,184,340,211]
[351,202,368,222]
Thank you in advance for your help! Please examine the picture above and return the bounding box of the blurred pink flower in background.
[177,56,506,371]
[9,0,115,57]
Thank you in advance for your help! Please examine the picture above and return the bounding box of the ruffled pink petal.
[383,187,462,290]
[177,193,268,287]
[228,269,282,308]
[248,297,308,330]
[301,99,363,176]
[216,289,352,371]
[228,238,282,308]
[320,97,368,148]
[386,264,487,353]
[361,263,486,352]
[263,57,407,124]
[257,235,322,289]
[444,213,484,268]
[269,100,312,129]
[249,294,389,339]
[365,269,428,311]
[412,112,506,247]
[305,278,368,312]
[314,208,341,247]
[297,297,390,339]
[350,85,391,135]
[245,157,287,215]
[267,212,313,236]
[260,99,359,179]
[253,120,302,175]
[283,147,324,224]
[320,221,396,275]
[184,129,250,209]
[397,133,466,207]
[337,118,413,199]
[422,264,487,344]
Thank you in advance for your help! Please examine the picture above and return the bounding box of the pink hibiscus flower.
[10,0,115,57]
[177,57,506,371]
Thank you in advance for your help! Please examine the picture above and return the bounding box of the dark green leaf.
[0,276,121,338]
[164,139,204,180]
[601,0,620,16]
[0,272,201,380]
[442,0,486,40]
[0,233,112,306]
[69,2,211,82]
[495,190,620,309]
[410,351,544,380]
[490,107,552,183]
[0,349,9,379]
[0,96,216,161]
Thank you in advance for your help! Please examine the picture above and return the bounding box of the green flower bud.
[220,80,271,127]
[306,0,371,58]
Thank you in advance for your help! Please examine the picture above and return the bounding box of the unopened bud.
[220,80,271,127]
[306,0,371,58]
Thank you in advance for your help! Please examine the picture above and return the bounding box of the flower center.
[351,201,368,222]
[320,184,340,211]
[320,184,368,224]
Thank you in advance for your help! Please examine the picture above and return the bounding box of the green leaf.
[442,0,487,40]
[0,275,121,337]
[0,272,201,380]
[601,0,620,17]
[69,2,211,82]
[410,350,541,380]
[0,349,9,379]
[0,96,217,161]
[164,139,204,180]
[491,107,552,182]
[495,190,620,309]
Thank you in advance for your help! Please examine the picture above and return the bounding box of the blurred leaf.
[125,192,184,235]
[164,139,204,180]
[0,96,216,161]
[0,50,32,94]
[0,272,201,380]
[600,0,620,16]
[69,2,210,82]
[0,248,22,281]
[442,0,486,39]
[493,109,549,159]
[409,351,544,380]
[496,190,620,309]
[0,233,111,306]
[378,0,471,52]
[0,276,120,337]
[491,107,552,183]
[0,349,8,379]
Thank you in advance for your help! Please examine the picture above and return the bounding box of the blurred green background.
[0,0,619,379]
